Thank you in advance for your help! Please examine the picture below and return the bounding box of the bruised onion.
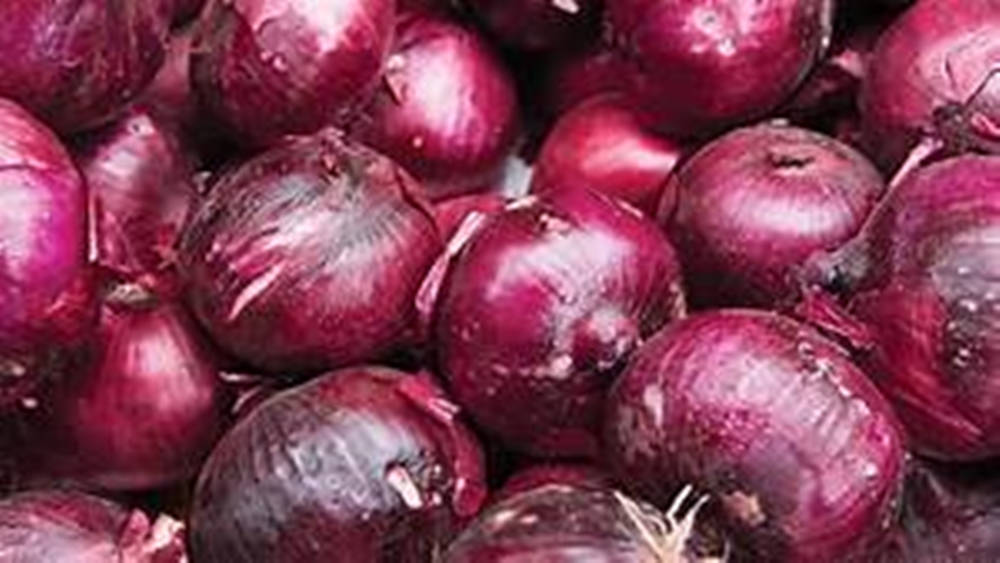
[191,0,396,147]
[663,123,884,308]
[541,45,625,118]
[0,0,169,134]
[532,95,684,215]
[189,366,486,562]
[607,0,833,137]
[434,193,508,242]
[0,99,89,409]
[605,309,904,561]
[354,13,519,200]
[466,0,603,51]
[179,129,441,375]
[860,0,1000,171]
[430,188,686,458]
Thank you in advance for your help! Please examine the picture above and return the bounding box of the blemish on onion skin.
[385,465,424,510]
[722,490,767,527]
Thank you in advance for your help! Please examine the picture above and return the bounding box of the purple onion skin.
[189,366,487,563]
[0,0,168,135]
[663,123,884,309]
[434,193,508,242]
[467,0,603,51]
[494,463,613,502]
[605,309,905,562]
[0,99,88,408]
[75,107,197,277]
[179,129,441,375]
[142,25,201,138]
[355,13,519,201]
[532,95,684,216]
[433,188,686,458]
[191,0,395,148]
[542,46,625,118]
[828,155,1000,460]
[607,0,833,138]
[860,0,1000,171]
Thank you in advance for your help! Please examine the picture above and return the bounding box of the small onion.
[431,188,686,458]
[179,129,441,375]
[191,0,396,147]
[860,0,1000,171]
[605,309,905,561]
[466,0,603,51]
[532,95,684,216]
[607,0,833,137]
[541,46,625,119]
[355,12,519,200]
[0,0,169,134]
[663,123,884,308]
[189,366,486,562]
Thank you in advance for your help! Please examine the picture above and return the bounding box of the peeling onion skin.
[605,310,905,562]
[532,95,685,216]
[434,193,508,242]
[0,0,169,135]
[191,0,396,148]
[179,129,441,375]
[0,99,89,409]
[355,13,520,201]
[859,0,1000,172]
[433,188,686,458]
[466,0,604,51]
[828,156,1000,460]
[189,366,487,563]
[663,123,884,309]
[607,0,833,138]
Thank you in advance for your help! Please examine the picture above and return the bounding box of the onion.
[189,366,486,562]
[0,489,186,562]
[607,0,833,138]
[142,25,200,137]
[354,12,519,200]
[434,193,508,242]
[75,107,197,277]
[542,46,625,119]
[191,0,396,148]
[179,129,441,375]
[605,309,905,561]
[531,95,684,216]
[494,463,613,502]
[0,99,89,409]
[0,0,169,135]
[429,188,686,458]
[860,0,1000,171]
[466,0,603,51]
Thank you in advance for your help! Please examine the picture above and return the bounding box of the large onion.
[179,129,441,375]
[189,366,486,562]
[191,0,396,147]
[605,309,905,561]
[430,188,686,458]
[466,0,603,51]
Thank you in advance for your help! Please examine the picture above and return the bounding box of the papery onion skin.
[532,95,684,216]
[605,309,904,562]
[189,366,486,563]
[829,155,1000,460]
[179,129,441,375]
[494,463,613,502]
[75,107,197,277]
[663,123,883,309]
[466,0,603,51]
[542,46,625,119]
[860,0,1000,171]
[0,99,89,409]
[191,0,395,148]
[0,0,169,135]
[607,0,833,138]
[433,188,686,458]
[434,193,508,242]
[355,13,519,200]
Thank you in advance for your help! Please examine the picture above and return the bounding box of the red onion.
[179,129,441,375]
[189,366,486,562]
[142,25,200,136]
[466,0,603,51]
[607,0,833,138]
[354,13,519,200]
[860,0,1000,171]
[663,123,883,308]
[75,107,197,277]
[434,193,508,242]
[191,0,396,148]
[0,0,169,135]
[0,490,186,562]
[494,463,613,502]
[429,188,686,458]
[532,95,684,216]
[0,99,89,409]
[542,46,625,118]
[605,309,905,561]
